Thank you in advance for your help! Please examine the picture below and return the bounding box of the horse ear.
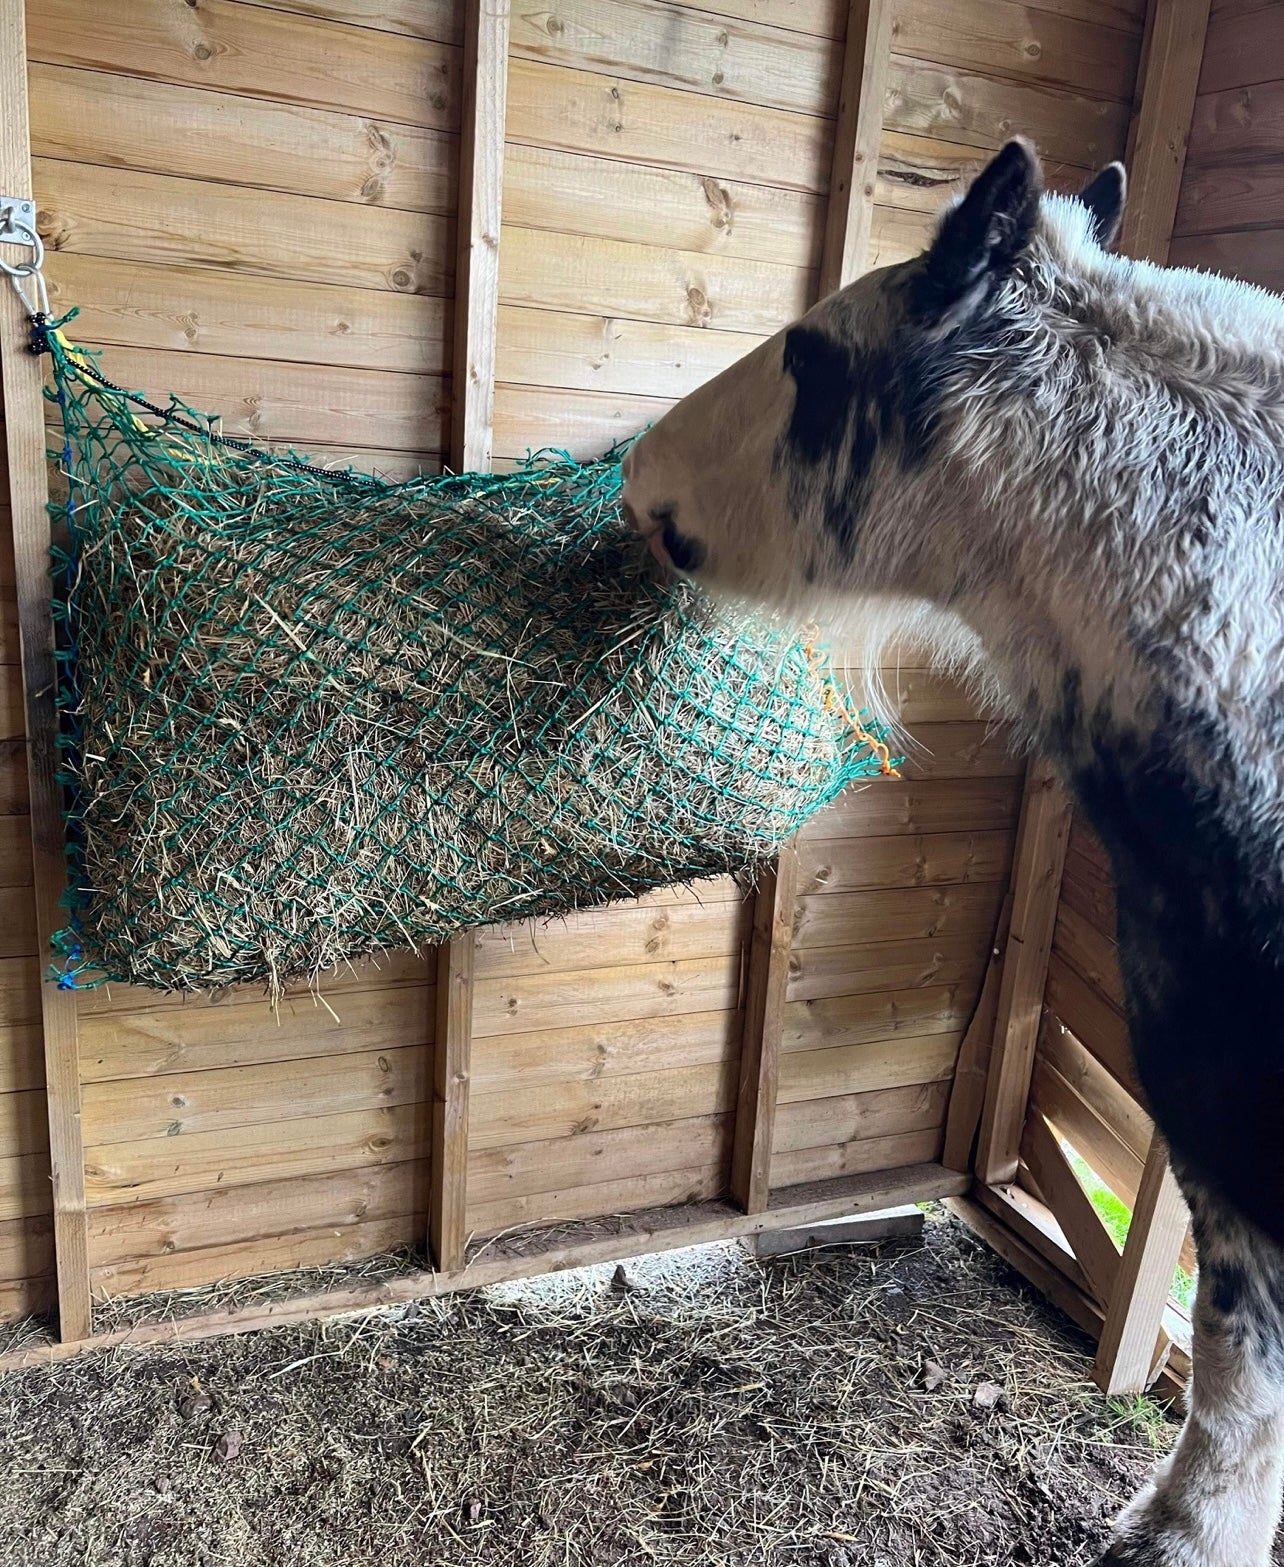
[1079,162,1126,248]
[912,139,1043,332]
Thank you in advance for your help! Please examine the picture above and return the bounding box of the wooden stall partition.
[15,0,460,1317]
[0,0,1165,1353]
[1171,0,1284,289]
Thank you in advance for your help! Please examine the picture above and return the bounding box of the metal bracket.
[0,196,36,242]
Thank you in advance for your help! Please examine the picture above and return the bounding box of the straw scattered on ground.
[0,1209,1239,1567]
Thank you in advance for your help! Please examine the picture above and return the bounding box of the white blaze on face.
[621,327,798,593]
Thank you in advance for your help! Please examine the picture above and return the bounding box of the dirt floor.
[0,1209,1228,1567]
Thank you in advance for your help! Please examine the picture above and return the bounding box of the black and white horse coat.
[623,141,1284,1567]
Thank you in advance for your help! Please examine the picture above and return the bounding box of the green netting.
[42,313,896,996]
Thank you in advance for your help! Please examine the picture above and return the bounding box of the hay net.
[42,314,895,996]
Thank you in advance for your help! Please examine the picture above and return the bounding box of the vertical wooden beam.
[1120,0,1213,265]
[429,0,511,1270]
[941,891,1013,1173]
[730,846,799,1214]
[1094,1135,1189,1396]
[429,936,474,1272]
[819,0,895,296]
[0,0,92,1341]
[450,0,511,473]
[975,761,1072,1187]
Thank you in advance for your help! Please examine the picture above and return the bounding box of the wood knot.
[192,41,214,61]
[685,285,712,326]
[359,176,386,204]
[391,267,414,290]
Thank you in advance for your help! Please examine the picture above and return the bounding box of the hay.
[0,1214,1182,1567]
[46,325,891,996]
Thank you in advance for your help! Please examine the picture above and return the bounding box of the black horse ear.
[912,139,1043,332]
[1079,162,1127,247]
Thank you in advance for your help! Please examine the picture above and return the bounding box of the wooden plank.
[941,891,1013,1172]
[1175,157,1284,238]
[0,1273,54,1321]
[45,343,447,457]
[1059,821,1117,937]
[81,1044,432,1146]
[92,1212,424,1300]
[0,1163,969,1369]
[951,1192,1187,1403]
[793,880,1005,952]
[1168,226,1284,291]
[474,951,741,1037]
[1053,901,1125,1007]
[469,1161,725,1238]
[1186,77,1284,164]
[975,1177,1093,1296]
[0,811,30,885]
[1040,1018,1150,1164]
[976,763,1072,1186]
[884,56,1132,168]
[898,0,1140,102]
[773,1077,951,1153]
[451,0,510,472]
[470,1059,738,1152]
[0,738,29,812]
[771,1125,944,1187]
[27,0,461,132]
[796,827,1013,897]
[820,0,895,296]
[731,847,797,1213]
[501,143,821,268]
[235,0,462,42]
[83,1101,431,1208]
[473,896,745,980]
[508,0,838,118]
[506,59,832,194]
[798,776,1022,841]
[1094,1136,1190,1396]
[787,934,986,1003]
[78,947,436,1017]
[0,883,36,957]
[429,936,473,1272]
[1119,0,1213,264]
[494,304,765,402]
[499,224,813,336]
[1020,1108,1122,1307]
[893,721,1022,781]
[491,383,671,462]
[1198,1,1284,94]
[29,64,457,214]
[0,1150,55,1223]
[468,1112,730,1206]
[79,983,435,1083]
[779,1030,961,1103]
[1045,950,1138,1094]
[783,981,978,1054]
[87,1160,428,1271]
[472,1009,738,1093]
[0,0,92,1342]
[44,254,449,375]
[0,958,44,1096]
[0,1087,50,1159]
[35,158,454,297]
[1031,1054,1146,1213]
[0,1209,53,1285]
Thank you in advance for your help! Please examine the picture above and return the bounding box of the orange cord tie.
[800,624,899,779]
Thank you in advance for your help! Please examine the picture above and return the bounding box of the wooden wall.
[0,418,53,1321]
[1171,0,1284,290]
[0,0,1151,1324]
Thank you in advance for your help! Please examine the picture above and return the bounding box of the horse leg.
[1102,1177,1284,1567]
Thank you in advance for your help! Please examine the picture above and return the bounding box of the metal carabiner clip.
[0,202,50,319]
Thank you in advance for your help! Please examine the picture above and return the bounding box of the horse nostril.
[661,517,707,572]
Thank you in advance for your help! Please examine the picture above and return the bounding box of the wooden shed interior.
[0,0,1275,1391]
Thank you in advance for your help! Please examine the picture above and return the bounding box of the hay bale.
[53,429,886,995]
